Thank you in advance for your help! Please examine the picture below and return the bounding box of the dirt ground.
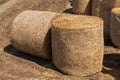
[0,0,120,80]
[0,0,16,13]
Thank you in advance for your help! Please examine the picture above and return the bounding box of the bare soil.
[0,0,16,13]
[0,0,120,80]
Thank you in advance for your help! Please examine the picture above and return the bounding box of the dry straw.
[110,8,120,48]
[52,14,104,76]
[11,10,59,59]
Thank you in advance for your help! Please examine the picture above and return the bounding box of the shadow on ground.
[4,44,59,71]
[63,8,73,14]
[103,37,120,80]
[4,43,120,80]
[102,53,120,80]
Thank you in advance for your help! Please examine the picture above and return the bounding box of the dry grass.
[0,0,9,5]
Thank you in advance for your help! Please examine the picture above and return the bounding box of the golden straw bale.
[52,14,104,76]
[11,10,59,59]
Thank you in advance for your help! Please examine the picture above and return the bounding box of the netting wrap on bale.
[11,10,59,59]
[52,14,104,76]
[110,8,120,48]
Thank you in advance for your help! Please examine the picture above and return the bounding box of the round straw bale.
[52,14,104,76]
[72,0,91,15]
[92,0,120,40]
[11,10,59,59]
[110,8,120,48]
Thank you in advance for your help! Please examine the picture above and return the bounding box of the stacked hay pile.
[10,0,120,78]
[11,10,104,77]
[72,0,120,49]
